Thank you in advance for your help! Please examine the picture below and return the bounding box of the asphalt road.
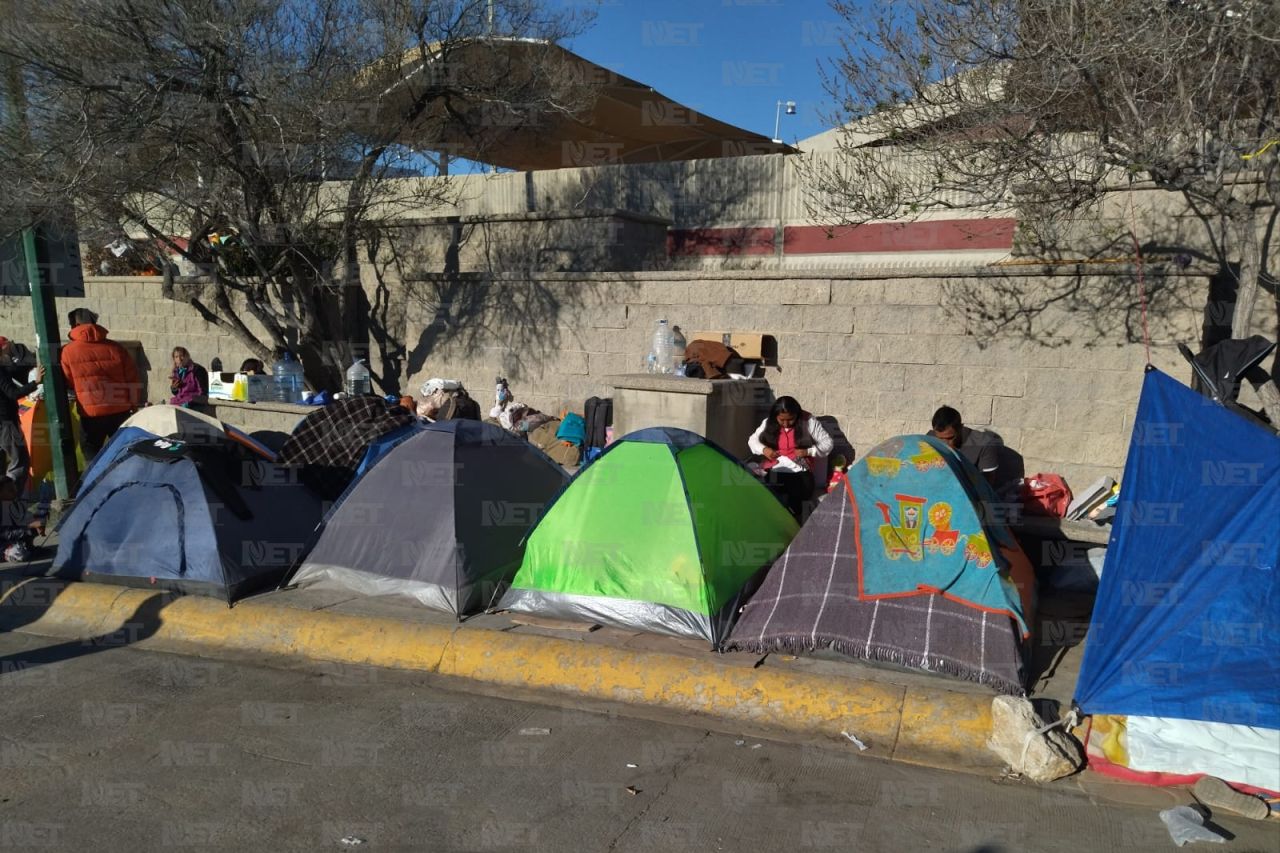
[0,631,1276,852]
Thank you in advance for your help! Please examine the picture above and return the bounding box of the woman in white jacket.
[747,396,833,520]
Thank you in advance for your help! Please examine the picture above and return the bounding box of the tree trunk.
[1253,380,1280,428]
[1225,211,1280,427]
[1229,211,1262,338]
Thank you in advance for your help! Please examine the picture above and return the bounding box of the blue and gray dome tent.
[50,434,323,602]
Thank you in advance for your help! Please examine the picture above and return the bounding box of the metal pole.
[23,227,78,501]
[774,153,786,261]
[6,55,78,501]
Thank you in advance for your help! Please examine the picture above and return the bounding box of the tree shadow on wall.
[364,215,638,394]
[942,203,1279,381]
[360,158,776,393]
[513,156,771,274]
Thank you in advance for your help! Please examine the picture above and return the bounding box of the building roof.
[797,67,1009,153]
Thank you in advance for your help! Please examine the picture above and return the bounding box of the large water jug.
[344,358,372,397]
[652,319,672,375]
[273,352,305,404]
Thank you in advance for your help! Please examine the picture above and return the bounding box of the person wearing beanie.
[59,307,142,456]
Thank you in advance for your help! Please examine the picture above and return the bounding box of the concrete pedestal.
[200,399,313,436]
[606,374,772,459]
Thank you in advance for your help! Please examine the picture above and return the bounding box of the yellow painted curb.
[894,686,995,769]
[5,580,129,639]
[1,581,1000,771]
[441,629,908,749]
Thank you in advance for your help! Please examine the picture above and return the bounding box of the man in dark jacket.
[0,337,37,383]
[0,361,44,495]
[929,405,1015,494]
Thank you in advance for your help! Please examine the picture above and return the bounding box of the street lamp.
[772,100,796,144]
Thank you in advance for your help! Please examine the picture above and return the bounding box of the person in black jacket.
[0,360,43,495]
[0,337,36,382]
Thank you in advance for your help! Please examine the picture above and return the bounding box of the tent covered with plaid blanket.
[727,435,1036,694]
[277,397,417,500]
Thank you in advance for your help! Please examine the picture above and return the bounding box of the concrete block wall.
[202,400,311,436]
[387,267,1276,489]
[1,267,1274,490]
[0,277,274,408]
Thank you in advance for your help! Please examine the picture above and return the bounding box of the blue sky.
[566,0,849,145]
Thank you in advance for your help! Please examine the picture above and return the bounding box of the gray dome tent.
[287,420,568,617]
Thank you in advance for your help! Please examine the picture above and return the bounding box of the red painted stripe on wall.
[784,219,1016,254]
[666,218,1016,257]
[667,227,775,256]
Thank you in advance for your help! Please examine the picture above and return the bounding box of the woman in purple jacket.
[168,347,208,407]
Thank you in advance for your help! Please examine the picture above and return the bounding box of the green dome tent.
[498,427,799,644]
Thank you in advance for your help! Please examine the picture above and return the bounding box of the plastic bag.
[19,396,86,485]
[1158,806,1225,847]
[420,378,461,397]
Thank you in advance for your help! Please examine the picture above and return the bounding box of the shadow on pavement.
[0,573,173,672]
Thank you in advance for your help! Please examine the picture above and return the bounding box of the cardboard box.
[208,372,273,402]
[689,331,777,363]
[207,372,236,400]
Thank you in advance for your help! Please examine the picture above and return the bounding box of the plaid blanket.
[278,397,415,500]
[726,478,1029,695]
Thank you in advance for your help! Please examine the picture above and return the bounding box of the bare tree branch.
[0,0,597,386]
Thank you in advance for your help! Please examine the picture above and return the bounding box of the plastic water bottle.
[671,325,686,374]
[273,352,305,404]
[652,319,672,375]
[344,358,372,397]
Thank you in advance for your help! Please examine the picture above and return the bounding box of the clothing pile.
[418,379,480,421]
[489,378,554,435]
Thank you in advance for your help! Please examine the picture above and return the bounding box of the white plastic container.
[344,358,372,397]
[652,319,673,375]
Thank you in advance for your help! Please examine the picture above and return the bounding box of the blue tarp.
[1075,369,1280,730]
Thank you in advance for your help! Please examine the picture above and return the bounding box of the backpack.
[436,387,481,421]
[583,397,613,449]
[555,412,587,446]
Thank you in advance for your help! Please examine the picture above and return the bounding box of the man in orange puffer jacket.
[59,308,142,457]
